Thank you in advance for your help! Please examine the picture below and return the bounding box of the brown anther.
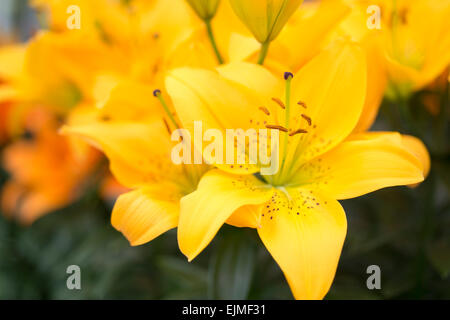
[301,114,312,126]
[289,129,308,136]
[272,97,285,109]
[266,124,288,132]
[259,106,270,116]
[162,118,171,135]
[399,8,409,24]
[297,101,307,108]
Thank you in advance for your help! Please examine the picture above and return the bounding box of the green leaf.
[427,241,450,279]
[157,256,208,287]
[208,231,255,299]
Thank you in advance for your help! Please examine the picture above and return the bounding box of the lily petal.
[166,66,267,174]
[61,121,180,188]
[226,204,264,229]
[112,186,180,246]
[276,0,351,71]
[217,62,280,100]
[353,35,387,133]
[285,41,367,172]
[401,134,431,182]
[258,188,347,299]
[178,170,273,261]
[293,132,425,200]
[97,80,161,122]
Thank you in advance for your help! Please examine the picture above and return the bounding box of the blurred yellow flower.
[227,0,351,71]
[166,42,426,299]
[343,0,450,100]
[0,45,26,141]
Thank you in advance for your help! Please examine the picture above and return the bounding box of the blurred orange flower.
[1,107,100,224]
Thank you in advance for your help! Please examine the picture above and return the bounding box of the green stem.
[413,173,436,298]
[205,19,224,65]
[397,94,421,136]
[257,41,270,65]
[154,91,179,130]
[399,98,413,127]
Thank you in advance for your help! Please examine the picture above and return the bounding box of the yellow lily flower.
[62,83,210,246]
[32,0,134,42]
[64,120,209,245]
[165,42,425,299]
[384,0,450,98]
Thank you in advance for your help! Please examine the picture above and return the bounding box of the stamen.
[162,118,171,135]
[289,129,308,136]
[272,97,285,109]
[259,106,270,116]
[399,8,409,24]
[153,89,179,129]
[301,114,312,126]
[265,124,288,132]
[297,101,307,108]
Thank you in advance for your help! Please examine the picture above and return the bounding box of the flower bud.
[186,0,221,20]
[229,0,303,43]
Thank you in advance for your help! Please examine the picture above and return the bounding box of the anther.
[272,97,285,109]
[259,106,270,116]
[297,101,307,108]
[284,72,294,80]
[301,114,312,126]
[289,129,308,136]
[162,118,171,135]
[266,124,288,132]
[153,89,161,97]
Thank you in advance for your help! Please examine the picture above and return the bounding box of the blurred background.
[0,0,449,300]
